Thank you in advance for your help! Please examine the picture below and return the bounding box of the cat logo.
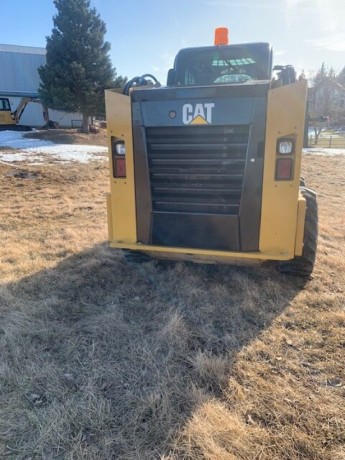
[182,102,215,125]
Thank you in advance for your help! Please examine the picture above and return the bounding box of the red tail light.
[114,157,126,178]
[276,158,293,180]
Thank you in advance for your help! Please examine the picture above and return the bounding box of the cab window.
[0,98,11,111]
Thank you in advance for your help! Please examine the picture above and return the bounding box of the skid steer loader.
[105,28,318,276]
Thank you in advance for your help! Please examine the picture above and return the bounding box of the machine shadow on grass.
[0,242,308,459]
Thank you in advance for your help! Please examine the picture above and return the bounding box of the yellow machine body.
[105,78,308,265]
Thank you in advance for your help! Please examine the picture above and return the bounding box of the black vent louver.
[146,125,250,215]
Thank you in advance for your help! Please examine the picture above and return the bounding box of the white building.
[0,44,83,128]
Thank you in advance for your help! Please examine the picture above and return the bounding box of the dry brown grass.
[23,128,108,146]
[0,139,344,459]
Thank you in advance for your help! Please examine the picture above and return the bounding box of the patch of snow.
[0,149,107,164]
[0,152,32,162]
[24,144,107,163]
[303,148,345,156]
[0,130,54,149]
[0,130,107,164]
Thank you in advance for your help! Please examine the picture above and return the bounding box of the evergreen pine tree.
[39,0,122,132]
[312,62,327,86]
[338,67,345,87]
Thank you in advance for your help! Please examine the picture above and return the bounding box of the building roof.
[0,44,46,55]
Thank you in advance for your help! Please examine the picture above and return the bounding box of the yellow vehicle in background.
[0,97,14,126]
[0,95,52,130]
[105,28,318,276]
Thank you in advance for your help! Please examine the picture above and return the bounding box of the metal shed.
[0,44,82,128]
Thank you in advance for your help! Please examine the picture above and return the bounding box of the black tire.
[279,187,318,277]
[300,176,306,187]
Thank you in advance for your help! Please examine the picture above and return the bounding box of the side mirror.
[167,69,176,87]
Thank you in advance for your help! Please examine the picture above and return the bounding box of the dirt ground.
[0,134,344,459]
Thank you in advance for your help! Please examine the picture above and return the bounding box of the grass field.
[0,137,344,459]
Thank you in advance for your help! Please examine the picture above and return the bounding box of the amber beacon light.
[214,27,229,45]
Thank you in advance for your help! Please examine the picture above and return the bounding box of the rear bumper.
[109,241,293,262]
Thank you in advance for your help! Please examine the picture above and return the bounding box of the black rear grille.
[146,125,250,215]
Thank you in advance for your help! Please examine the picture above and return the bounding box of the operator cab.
[167,43,273,87]
[0,97,11,111]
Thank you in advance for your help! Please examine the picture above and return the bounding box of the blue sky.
[1,0,344,83]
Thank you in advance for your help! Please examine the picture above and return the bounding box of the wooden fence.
[308,133,345,148]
